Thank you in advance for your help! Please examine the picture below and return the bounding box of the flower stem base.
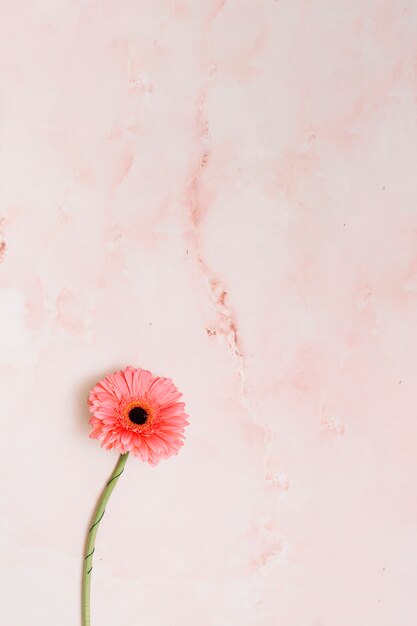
[82,453,129,626]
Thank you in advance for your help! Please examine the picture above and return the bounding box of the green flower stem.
[82,452,129,626]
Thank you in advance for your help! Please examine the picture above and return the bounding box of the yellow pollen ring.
[122,399,156,431]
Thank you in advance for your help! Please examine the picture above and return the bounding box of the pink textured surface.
[1,2,417,625]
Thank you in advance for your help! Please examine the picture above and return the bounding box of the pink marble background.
[1,1,417,624]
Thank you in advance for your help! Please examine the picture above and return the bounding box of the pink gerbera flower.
[88,366,188,465]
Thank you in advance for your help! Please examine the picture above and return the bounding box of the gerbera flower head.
[88,366,188,466]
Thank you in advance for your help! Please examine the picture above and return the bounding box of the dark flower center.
[128,406,148,425]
